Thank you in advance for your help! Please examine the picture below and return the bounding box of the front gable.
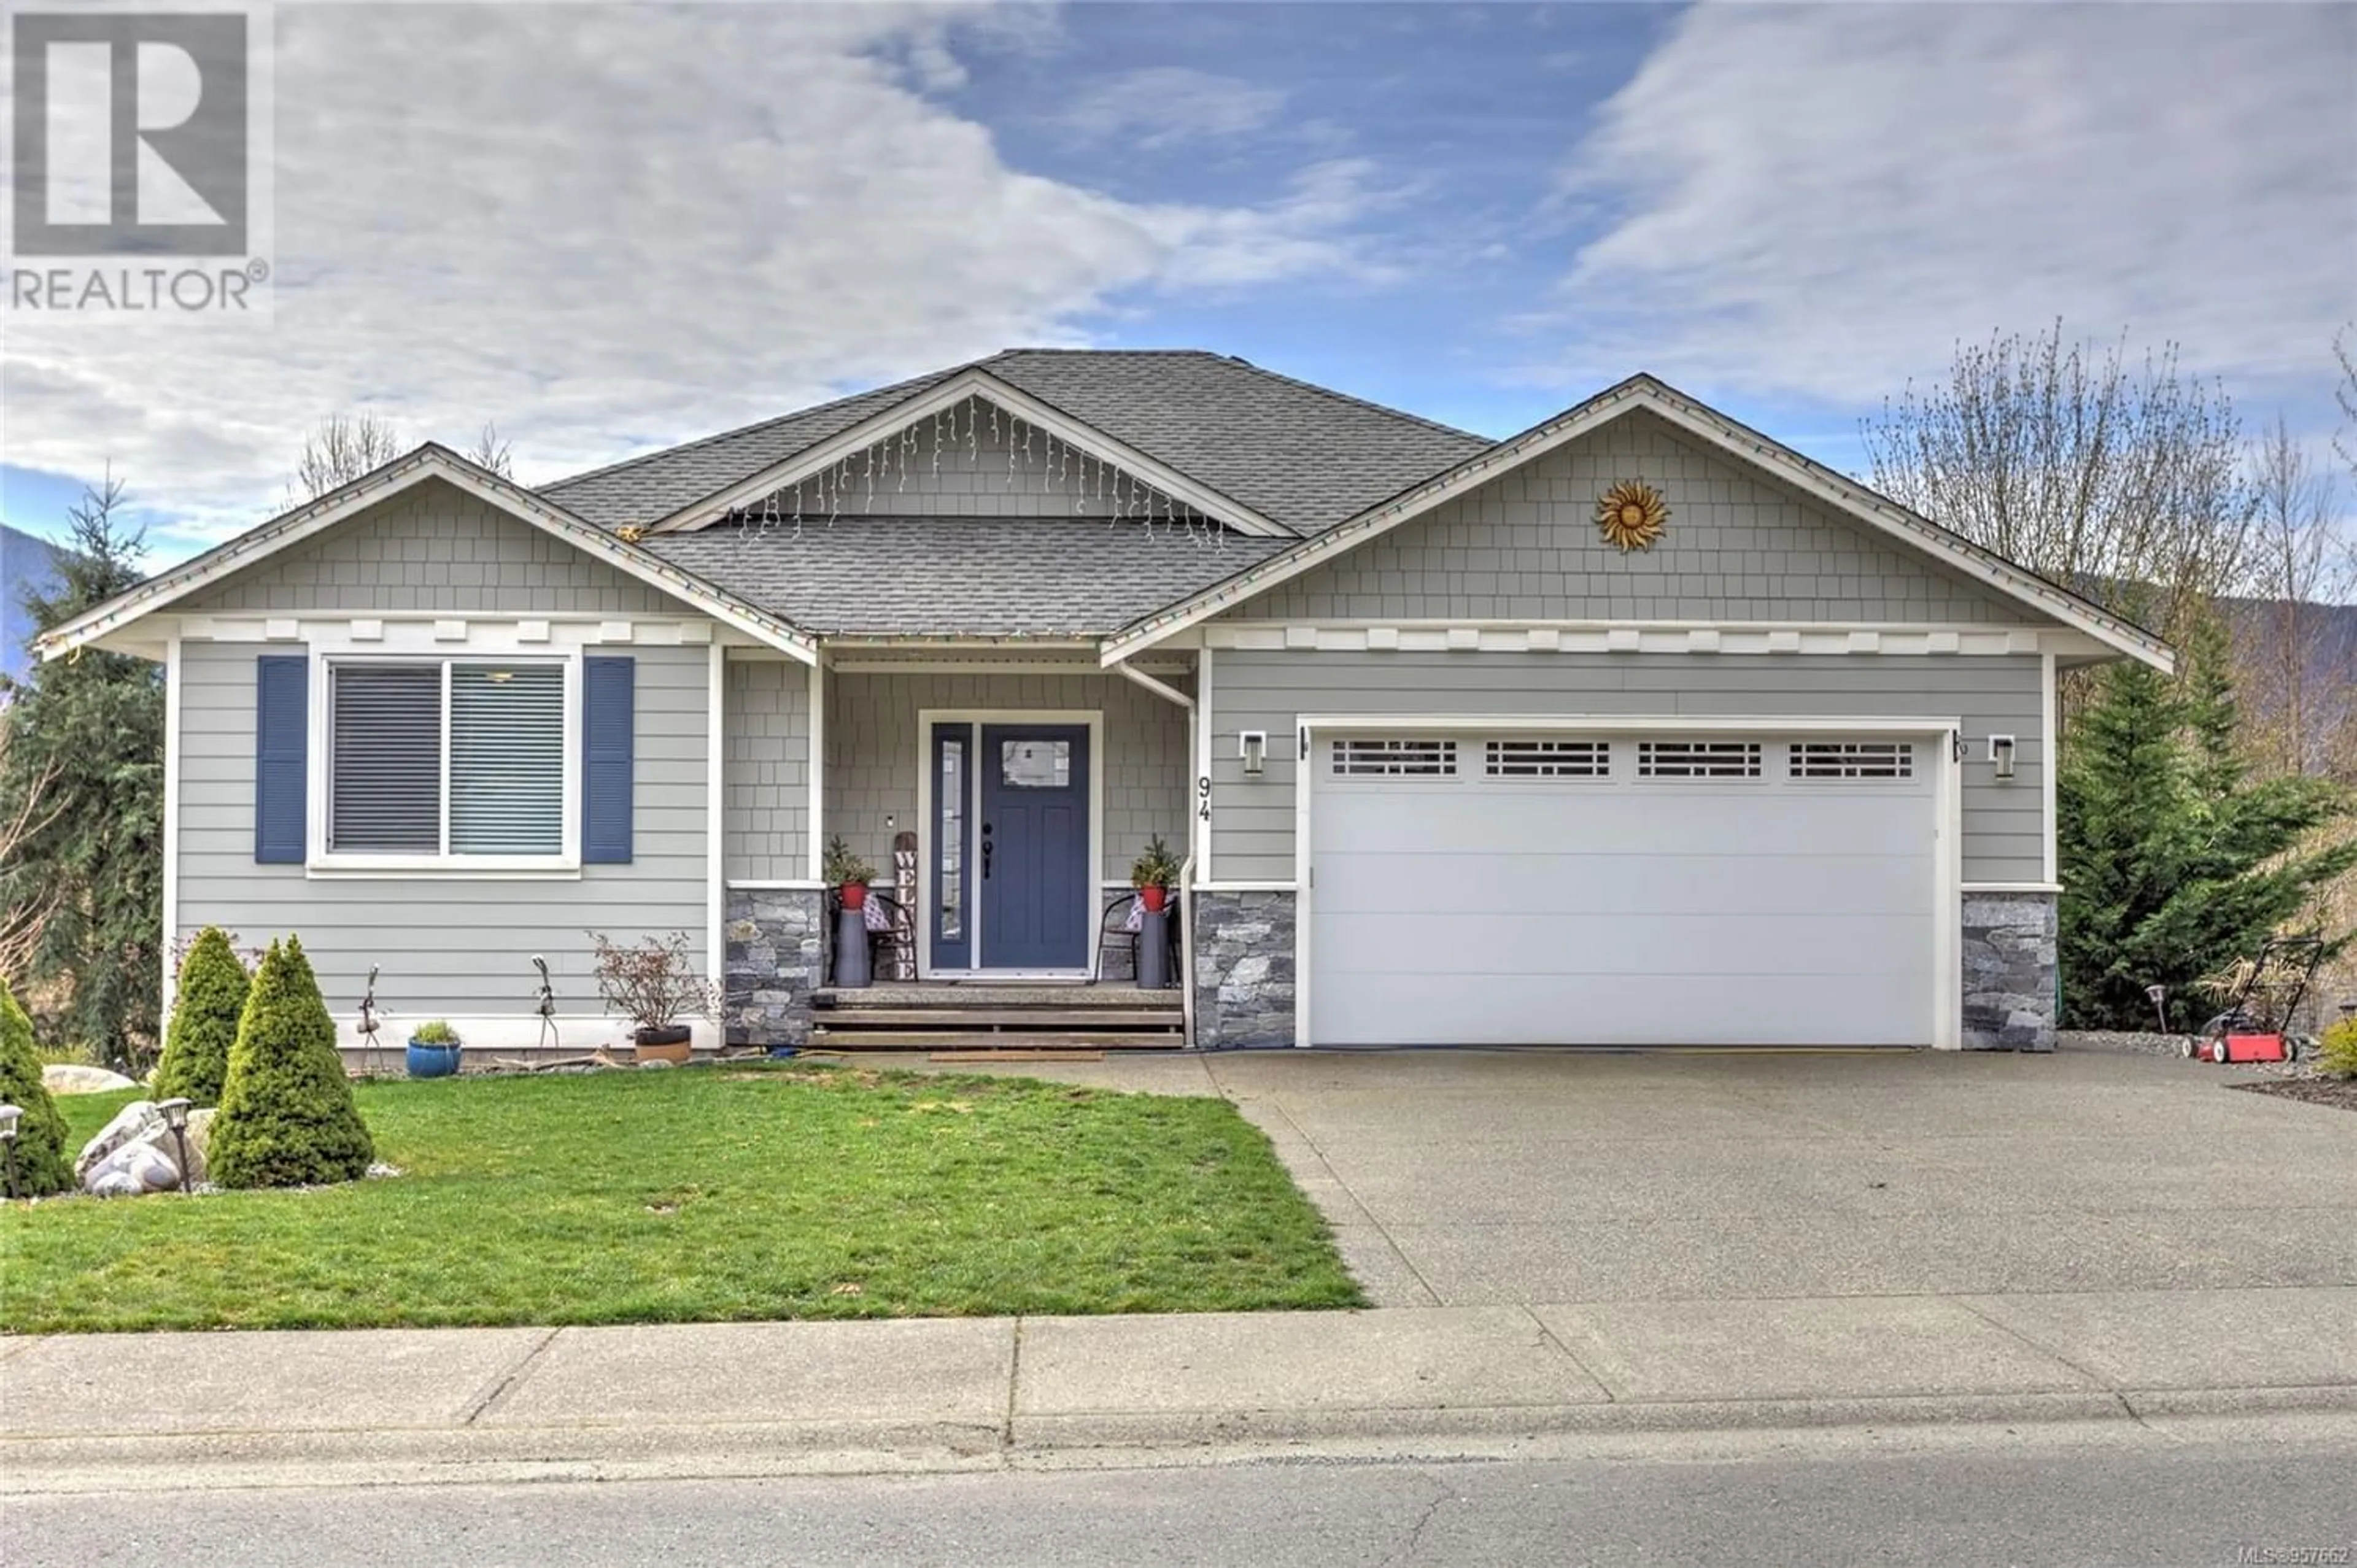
[648,369,1291,538]
[179,478,693,617]
[1221,407,2027,627]
[39,446,819,663]
[709,393,1220,531]
[1109,376,2173,670]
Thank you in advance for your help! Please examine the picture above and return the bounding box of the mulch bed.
[2228,1078,2357,1113]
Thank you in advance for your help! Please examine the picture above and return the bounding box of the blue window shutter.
[582,655,635,863]
[254,654,309,863]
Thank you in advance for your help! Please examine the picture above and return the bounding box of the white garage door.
[1309,732,1938,1046]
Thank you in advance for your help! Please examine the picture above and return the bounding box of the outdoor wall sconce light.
[0,1103,20,1200]
[157,1098,195,1194]
[1240,730,1268,777]
[1989,734,2018,781]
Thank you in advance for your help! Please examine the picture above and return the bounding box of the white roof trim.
[36,445,820,665]
[1101,375,2175,673]
[644,367,1297,539]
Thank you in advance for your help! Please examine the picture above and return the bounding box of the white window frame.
[306,649,582,876]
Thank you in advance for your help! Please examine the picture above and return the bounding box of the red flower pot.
[842,881,868,911]
[1140,884,1168,914]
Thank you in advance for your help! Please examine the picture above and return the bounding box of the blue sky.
[4,2,2350,568]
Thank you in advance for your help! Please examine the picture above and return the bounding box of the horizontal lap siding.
[724,657,809,881]
[1220,408,2022,625]
[827,669,1189,884]
[176,639,711,1019]
[1209,650,2045,884]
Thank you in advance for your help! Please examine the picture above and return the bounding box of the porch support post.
[807,655,826,883]
[707,642,726,1043]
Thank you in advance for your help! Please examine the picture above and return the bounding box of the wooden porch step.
[805,1008,1179,1029]
[805,1029,1183,1050]
[815,984,1178,1010]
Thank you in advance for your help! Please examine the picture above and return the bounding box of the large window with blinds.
[325,658,573,863]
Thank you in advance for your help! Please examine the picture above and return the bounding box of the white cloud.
[0,5,1387,549]
[1062,66,1288,150]
[1538,4,2356,407]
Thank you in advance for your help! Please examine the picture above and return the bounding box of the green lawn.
[1,1065,1363,1333]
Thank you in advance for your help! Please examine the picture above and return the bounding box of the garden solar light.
[0,1103,20,1200]
[158,1098,195,1194]
[2145,984,2170,1033]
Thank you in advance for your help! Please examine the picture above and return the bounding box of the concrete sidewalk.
[7,1287,2356,1491]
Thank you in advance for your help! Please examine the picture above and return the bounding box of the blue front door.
[977,724,1091,970]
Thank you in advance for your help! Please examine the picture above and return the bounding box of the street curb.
[10,1385,2357,1494]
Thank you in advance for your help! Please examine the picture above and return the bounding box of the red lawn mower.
[2168,937,2327,1065]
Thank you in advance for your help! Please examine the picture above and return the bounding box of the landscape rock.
[41,1064,141,1095]
[75,1100,163,1183]
[86,1140,183,1197]
[74,1100,216,1195]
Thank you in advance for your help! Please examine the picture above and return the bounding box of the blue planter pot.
[406,1041,463,1079]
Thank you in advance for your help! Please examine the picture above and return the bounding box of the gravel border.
[2056,1029,2186,1058]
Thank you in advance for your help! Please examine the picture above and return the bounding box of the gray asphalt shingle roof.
[641,515,1290,637]
[540,349,1489,536]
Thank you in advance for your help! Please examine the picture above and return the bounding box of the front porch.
[719,649,1202,1048]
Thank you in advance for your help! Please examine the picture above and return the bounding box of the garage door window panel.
[1636,740,1763,779]
[1333,738,1457,776]
[1790,741,1914,779]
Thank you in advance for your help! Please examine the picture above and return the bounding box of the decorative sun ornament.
[1595,480,1669,552]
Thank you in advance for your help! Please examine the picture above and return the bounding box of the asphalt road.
[9,1433,2355,1567]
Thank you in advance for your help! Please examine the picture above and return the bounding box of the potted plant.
[406,1019,463,1079]
[1130,833,1182,913]
[587,932,721,1064]
[824,835,877,911]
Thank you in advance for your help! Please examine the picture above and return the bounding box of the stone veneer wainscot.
[1961,890,2058,1052]
[1192,889,1296,1049]
[724,887,824,1048]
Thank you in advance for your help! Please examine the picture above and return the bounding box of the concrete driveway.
[1193,1049,2357,1308]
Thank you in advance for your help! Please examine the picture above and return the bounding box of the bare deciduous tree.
[1860,323,2257,649]
[0,724,65,984]
[287,412,406,504]
[2336,325,2356,484]
[462,420,514,479]
[2239,415,2350,778]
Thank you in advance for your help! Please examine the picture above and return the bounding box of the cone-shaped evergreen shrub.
[209,936,374,1189]
[0,978,77,1195]
[152,928,250,1107]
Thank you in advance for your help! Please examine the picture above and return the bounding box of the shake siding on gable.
[1222,409,2024,625]
[176,640,712,1021]
[1207,651,2048,886]
[737,397,1204,523]
[179,479,683,615]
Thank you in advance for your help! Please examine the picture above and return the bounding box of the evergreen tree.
[152,929,251,1107]
[0,978,77,1196]
[209,937,374,1189]
[0,476,164,1069]
[2059,651,2356,1029]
